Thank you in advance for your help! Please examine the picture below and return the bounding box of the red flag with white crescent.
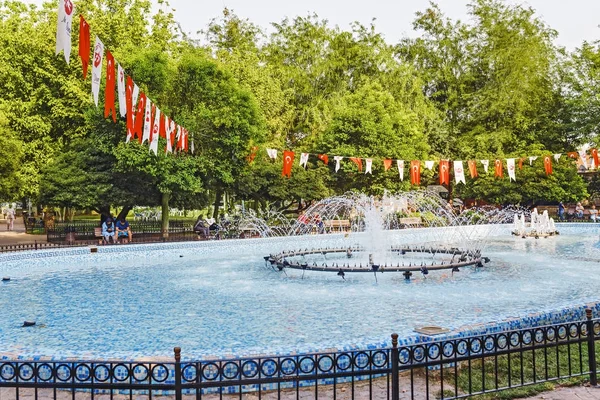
[567,152,578,159]
[592,149,599,168]
[78,15,90,79]
[103,50,117,122]
[133,93,147,143]
[439,160,450,185]
[494,159,503,178]
[468,160,478,178]
[282,150,295,178]
[543,155,553,175]
[318,154,329,165]
[410,161,421,185]
[159,113,166,139]
[125,76,133,141]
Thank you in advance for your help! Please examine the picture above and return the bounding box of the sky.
[23,0,600,49]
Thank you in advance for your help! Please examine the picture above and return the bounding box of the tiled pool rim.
[1,222,598,363]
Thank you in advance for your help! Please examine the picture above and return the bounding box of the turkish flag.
[318,154,329,165]
[518,158,524,170]
[133,92,147,143]
[78,15,90,79]
[543,155,553,175]
[247,146,258,163]
[494,159,503,178]
[568,152,578,159]
[590,149,600,168]
[350,157,363,172]
[383,159,393,171]
[159,113,166,138]
[282,150,295,178]
[592,149,599,168]
[410,160,421,185]
[125,76,134,141]
[104,50,117,122]
[439,160,450,185]
[468,160,478,178]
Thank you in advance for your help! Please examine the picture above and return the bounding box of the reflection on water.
[0,229,599,359]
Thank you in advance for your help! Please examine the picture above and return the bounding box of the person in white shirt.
[590,204,598,222]
[6,207,15,231]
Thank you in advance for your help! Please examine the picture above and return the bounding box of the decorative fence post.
[586,309,597,386]
[391,333,399,400]
[174,347,182,400]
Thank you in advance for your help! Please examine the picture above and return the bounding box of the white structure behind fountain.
[265,191,514,280]
[512,208,559,238]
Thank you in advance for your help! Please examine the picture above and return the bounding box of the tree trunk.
[116,206,133,221]
[99,205,111,224]
[161,192,170,238]
[213,189,222,220]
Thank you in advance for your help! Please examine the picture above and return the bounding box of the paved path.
[1,381,598,399]
[0,217,46,245]
[521,384,600,400]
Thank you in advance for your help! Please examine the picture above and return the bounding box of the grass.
[438,341,599,399]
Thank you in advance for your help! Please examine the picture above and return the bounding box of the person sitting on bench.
[193,215,210,238]
[102,218,116,244]
[116,217,133,243]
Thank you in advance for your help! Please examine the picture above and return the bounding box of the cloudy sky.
[24,0,600,49]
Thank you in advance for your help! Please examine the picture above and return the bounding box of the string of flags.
[55,0,191,156]
[254,147,599,184]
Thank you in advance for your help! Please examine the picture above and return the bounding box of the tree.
[0,111,24,201]
[454,157,588,205]
[170,50,266,218]
[320,81,430,195]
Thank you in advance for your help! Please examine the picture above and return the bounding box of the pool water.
[1,225,599,359]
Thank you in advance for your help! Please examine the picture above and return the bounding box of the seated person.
[193,215,210,237]
[102,218,116,244]
[576,202,584,218]
[590,204,598,222]
[116,217,132,243]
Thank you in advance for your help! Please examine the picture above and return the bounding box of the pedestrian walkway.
[523,384,599,399]
[0,217,46,245]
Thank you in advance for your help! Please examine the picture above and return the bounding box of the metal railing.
[0,242,88,253]
[0,310,597,399]
[45,220,194,243]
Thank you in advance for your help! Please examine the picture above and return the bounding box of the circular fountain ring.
[266,246,486,275]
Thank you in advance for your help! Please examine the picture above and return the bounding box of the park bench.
[323,219,351,232]
[399,217,422,228]
[94,227,103,244]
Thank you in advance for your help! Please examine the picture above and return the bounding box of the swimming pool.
[1,224,599,360]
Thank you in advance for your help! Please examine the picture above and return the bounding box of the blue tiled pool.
[1,224,599,360]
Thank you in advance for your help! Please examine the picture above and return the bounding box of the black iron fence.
[46,220,195,243]
[0,310,597,400]
[0,242,88,253]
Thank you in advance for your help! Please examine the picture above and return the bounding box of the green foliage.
[455,158,588,204]
[0,112,24,201]
[444,342,596,399]
[4,0,600,214]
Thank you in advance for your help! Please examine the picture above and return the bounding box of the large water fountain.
[264,192,508,280]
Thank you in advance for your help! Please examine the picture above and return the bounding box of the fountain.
[511,208,559,238]
[265,191,510,280]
